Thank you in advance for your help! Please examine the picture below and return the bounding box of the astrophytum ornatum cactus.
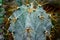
[8,5,52,40]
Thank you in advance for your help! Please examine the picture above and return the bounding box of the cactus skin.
[8,5,52,40]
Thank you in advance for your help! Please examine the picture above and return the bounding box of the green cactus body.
[0,0,2,6]
[0,7,5,24]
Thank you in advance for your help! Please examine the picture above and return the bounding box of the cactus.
[0,0,2,6]
[8,3,52,40]
[0,7,5,40]
[0,7,5,24]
